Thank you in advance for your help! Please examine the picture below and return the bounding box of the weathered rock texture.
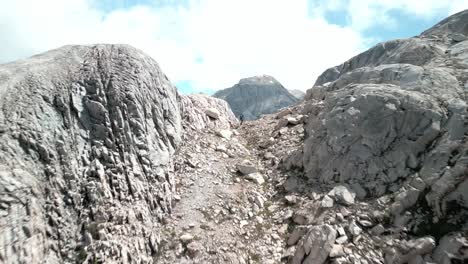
[284,9,468,264]
[179,93,238,130]
[213,75,298,120]
[0,44,237,264]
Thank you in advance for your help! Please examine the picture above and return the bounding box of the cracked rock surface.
[0,44,184,263]
[283,9,468,264]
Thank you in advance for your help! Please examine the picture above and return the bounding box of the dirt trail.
[157,122,292,264]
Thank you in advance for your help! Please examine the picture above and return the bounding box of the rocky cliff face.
[0,44,236,264]
[282,9,468,264]
[213,75,298,120]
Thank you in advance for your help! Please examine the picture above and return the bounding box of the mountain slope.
[213,75,298,120]
[282,9,468,264]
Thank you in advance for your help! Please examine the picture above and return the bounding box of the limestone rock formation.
[0,44,236,264]
[213,75,298,120]
[283,9,468,264]
[179,93,238,130]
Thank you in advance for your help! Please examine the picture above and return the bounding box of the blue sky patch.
[322,6,449,46]
[176,80,215,95]
[323,9,349,27]
[363,9,448,44]
[194,56,204,64]
[94,0,190,12]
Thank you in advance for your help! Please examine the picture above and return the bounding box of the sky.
[0,1,467,94]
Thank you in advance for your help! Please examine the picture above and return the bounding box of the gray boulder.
[292,224,337,264]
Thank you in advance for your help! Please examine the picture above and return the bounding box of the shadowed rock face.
[0,44,235,263]
[213,75,298,120]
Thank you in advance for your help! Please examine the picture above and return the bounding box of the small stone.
[276,108,292,119]
[279,127,288,135]
[216,129,232,139]
[254,194,264,208]
[287,116,301,125]
[236,163,257,175]
[295,224,337,264]
[321,195,334,208]
[216,145,227,153]
[283,209,294,221]
[337,227,346,236]
[452,33,467,42]
[285,195,298,204]
[329,244,345,258]
[245,172,265,184]
[335,235,348,245]
[329,185,355,206]
[240,220,248,228]
[371,224,385,237]
[275,118,289,130]
[358,219,373,227]
[271,233,281,240]
[180,233,194,244]
[340,207,352,217]
[264,152,275,160]
[186,241,202,258]
[336,213,344,222]
[205,108,220,119]
[348,221,362,237]
[278,224,289,235]
[403,236,436,260]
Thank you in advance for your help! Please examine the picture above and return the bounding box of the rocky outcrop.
[284,9,468,264]
[0,44,237,263]
[179,93,238,130]
[213,75,298,120]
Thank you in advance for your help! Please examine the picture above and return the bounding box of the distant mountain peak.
[238,75,279,85]
[214,75,298,120]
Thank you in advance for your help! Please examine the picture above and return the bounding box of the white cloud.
[315,0,468,31]
[0,0,467,92]
[0,0,369,92]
